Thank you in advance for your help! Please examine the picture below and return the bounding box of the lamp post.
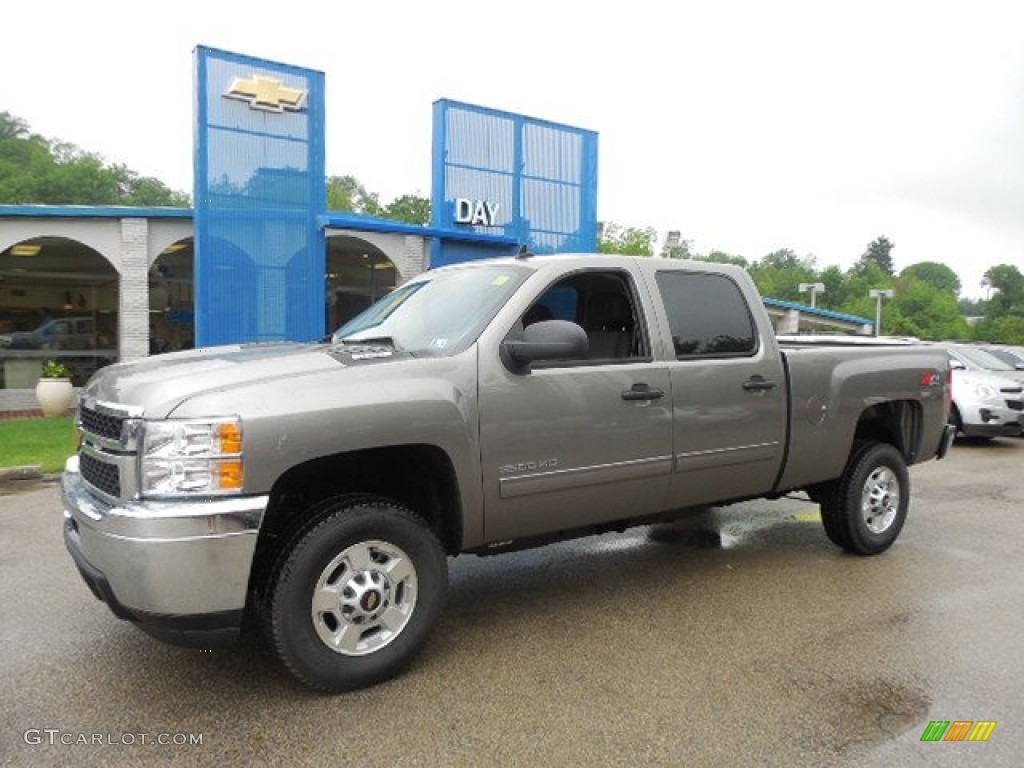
[869,288,894,336]
[798,282,825,308]
[661,230,681,259]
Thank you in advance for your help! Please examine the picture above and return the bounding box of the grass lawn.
[0,416,78,473]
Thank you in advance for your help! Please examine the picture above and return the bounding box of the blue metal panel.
[431,100,598,268]
[194,46,325,346]
[762,297,871,325]
[0,205,193,219]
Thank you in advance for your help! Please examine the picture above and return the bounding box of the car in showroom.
[0,316,97,350]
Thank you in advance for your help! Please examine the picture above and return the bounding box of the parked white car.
[946,352,1024,438]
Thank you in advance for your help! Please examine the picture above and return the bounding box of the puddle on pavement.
[647,524,723,548]
[646,506,822,550]
[793,676,931,755]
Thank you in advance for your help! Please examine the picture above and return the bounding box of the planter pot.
[36,378,75,417]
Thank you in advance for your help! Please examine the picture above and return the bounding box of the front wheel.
[819,442,909,555]
[948,405,963,438]
[269,497,447,693]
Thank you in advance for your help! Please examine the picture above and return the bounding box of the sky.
[4,0,1023,299]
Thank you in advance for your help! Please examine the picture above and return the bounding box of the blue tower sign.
[431,99,598,268]
[193,46,326,346]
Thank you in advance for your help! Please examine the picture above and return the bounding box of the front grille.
[80,407,124,442]
[80,453,121,497]
[1006,400,1024,412]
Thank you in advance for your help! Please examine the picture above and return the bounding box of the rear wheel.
[819,442,909,555]
[269,496,447,692]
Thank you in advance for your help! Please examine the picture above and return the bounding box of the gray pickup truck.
[63,253,955,692]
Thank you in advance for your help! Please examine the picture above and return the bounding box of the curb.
[0,462,43,481]
[0,466,60,486]
[0,465,45,484]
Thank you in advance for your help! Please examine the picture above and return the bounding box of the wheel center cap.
[360,589,382,612]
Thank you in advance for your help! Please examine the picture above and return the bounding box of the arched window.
[0,237,118,388]
[325,236,397,334]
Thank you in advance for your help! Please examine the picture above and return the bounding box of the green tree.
[747,249,817,302]
[835,261,894,321]
[381,193,430,226]
[885,275,970,340]
[971,315,1024,344]
[958,296,985,316]
[817,265,847,309]
[702,250,749,268]
[900,261,960,297]
[0,111,33,142]
[326,175,382,215]
[981,264,1024,319]
[0,111,189,206]
[659,234,695,260]
[111,165,190,207]
[858,236,896,276]
[597,222,656,256]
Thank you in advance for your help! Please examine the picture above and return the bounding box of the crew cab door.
[652,269,787,507]
[478,268,673,542]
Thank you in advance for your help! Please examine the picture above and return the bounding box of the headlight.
[140,417,243,497]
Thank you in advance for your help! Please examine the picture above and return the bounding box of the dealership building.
[0,47,870,414]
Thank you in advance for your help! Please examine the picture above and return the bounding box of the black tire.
[269,496,447,693]
[819,442,909,556]
[948,405,963,438]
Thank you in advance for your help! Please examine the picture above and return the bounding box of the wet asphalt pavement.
[1,438,1022,767]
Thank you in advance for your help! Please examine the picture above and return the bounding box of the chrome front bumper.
[62,455,268,644]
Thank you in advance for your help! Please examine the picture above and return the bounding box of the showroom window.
[0,237,118,388]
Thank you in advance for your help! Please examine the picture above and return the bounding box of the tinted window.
[655,271,756,357]
[535,286,578,323]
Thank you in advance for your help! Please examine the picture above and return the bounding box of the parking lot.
[1,437,1022,767]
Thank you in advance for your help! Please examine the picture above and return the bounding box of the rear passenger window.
[655,271,757,358]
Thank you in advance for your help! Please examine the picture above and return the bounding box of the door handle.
[742,375,776,392]
[622,384,665,401]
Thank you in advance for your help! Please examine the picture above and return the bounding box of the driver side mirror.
[949,359,966,370]
[501,320,588,373]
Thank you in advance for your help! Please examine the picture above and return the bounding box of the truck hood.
[82,343,358,417]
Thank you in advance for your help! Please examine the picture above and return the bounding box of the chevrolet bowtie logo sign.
[223,75,306,113]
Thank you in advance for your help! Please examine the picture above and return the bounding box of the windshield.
[952,346,1015,371]
[332,264,530,356]
[987,348,1024,367]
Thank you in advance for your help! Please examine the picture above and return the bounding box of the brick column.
[394,235,427,286]
[119,218,150,362]
[775,309,800,335]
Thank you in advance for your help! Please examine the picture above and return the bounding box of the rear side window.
[655,271,757,358]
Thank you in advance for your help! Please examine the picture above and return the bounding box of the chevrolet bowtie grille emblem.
[224,75,306,113]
